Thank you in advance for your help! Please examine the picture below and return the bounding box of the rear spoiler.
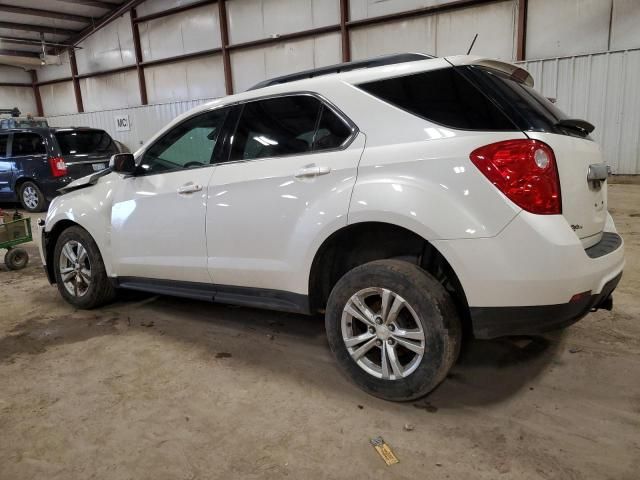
[445,55,534,87]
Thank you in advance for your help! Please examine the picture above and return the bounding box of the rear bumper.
[433,210,625,339]
[470,272,621,338]
[39,177,75,200]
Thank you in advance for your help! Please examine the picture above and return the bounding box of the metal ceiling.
[0,0,128,65]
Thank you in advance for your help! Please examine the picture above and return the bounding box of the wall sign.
[115,114,130,132]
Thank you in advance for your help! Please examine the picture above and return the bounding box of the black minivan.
[0,127,120,212]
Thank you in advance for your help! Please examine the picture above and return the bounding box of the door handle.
[177,183,203,194]
[294,165,331,179]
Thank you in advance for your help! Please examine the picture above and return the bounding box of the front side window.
[55,130,117,156]
[11,133,46,156]
[140,109,228,174]
[0,134,7,157]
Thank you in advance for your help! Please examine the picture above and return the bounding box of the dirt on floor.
[1,185,639,480]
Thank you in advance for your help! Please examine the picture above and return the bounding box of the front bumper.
[470,272,621,338]
[36,219,55,284]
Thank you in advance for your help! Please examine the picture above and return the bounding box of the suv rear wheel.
[19,181,47,212]
[53,226,116,309]
[325,260,461,401]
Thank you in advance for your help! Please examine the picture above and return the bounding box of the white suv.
[39,54,624,400]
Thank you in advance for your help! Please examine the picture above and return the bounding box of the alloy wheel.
[58,240,92,297]
[341,287,426,380]
[22,185,39,210]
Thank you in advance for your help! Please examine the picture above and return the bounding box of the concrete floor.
[1,184,639,480]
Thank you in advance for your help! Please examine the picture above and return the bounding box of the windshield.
[55,130,118,155]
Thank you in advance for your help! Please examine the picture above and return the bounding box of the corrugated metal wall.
[0,65,37,114]
[8,0,638,173]
[518,48,640,175]
[47,47,640,175]
[47,98,214,152]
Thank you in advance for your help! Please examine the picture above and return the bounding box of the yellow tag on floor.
[370,436,399,465]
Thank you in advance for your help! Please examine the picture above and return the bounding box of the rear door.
[10,131,49,182]
[462,64,607,247]
[0,133,12,198]
[53,129,117,178]
[206,94,362,294]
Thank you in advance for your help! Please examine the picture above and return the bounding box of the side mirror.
[109,153,136,174]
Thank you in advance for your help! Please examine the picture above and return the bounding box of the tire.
[5,248,29,270]
[325,259,461,401]
[53,226,116,309]
[19,181,48,212]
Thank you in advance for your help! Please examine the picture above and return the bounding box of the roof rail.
[248,52,435,91]
[0,107,21,117]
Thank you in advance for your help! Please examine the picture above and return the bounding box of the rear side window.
[229,95,353,162]
[461,66,580,137]
[12,133,46,156]
[358,68,516,131]
[313,107,353,151]
[230,96,320,161]
[0,134,7,157]
[55,130,117,155]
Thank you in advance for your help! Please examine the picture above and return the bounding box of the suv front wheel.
[325,260,461,401]
[53,226,116,309]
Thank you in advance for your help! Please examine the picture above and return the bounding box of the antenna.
[466,33,478,55]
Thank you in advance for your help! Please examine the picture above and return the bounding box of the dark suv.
[0,127,120,212]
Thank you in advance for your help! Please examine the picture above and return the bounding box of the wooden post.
[130,8,148,104]
[340,0,351,62]
[30,70,43,116]
[218,0,233,95]
[69,48,84,113]
[516,0,528,61]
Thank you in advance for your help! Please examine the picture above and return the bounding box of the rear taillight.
[48,156,68,177]
[470,139,561,214]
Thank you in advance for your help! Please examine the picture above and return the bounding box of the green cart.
[0,215,32,270]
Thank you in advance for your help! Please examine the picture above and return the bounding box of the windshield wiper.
[556,118,595,136]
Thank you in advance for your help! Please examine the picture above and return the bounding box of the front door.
[206,94,364,295]
[111,108,228,283]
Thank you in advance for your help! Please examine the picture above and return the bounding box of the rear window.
[460,66,581,137]
[357,67,516,131]
[55,130,117,156]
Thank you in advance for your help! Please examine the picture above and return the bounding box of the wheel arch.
[308,221,471,334]
[44,219,80,283]
[14,176,39,193]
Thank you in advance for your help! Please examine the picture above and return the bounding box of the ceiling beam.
[0,21,78,36]
[0,48,39,58]
[55,0,116,9]
[133,0,217,24]
[0,4,93,23]
[65,0,146,46]
[347,0,503,28]
[0,35,73,48]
